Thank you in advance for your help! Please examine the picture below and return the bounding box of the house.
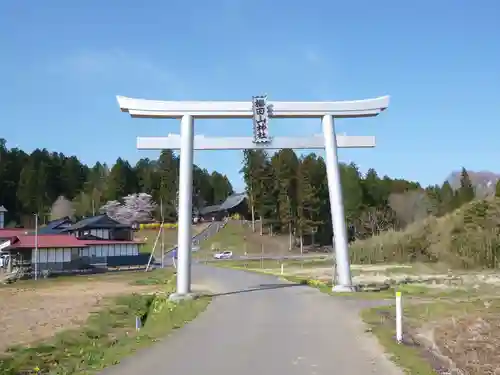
[199,193,248,221]
[0,214,148,276]
[2,233,146,275]
[61,214,133,240]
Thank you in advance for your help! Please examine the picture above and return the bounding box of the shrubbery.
[350,198,500,269]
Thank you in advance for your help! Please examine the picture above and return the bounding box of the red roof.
[82,239,145,245]
[5,235,145,250]
[0,229,31,238]
[11,235,85,249]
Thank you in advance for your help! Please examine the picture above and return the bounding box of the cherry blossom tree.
[100,193,157,224]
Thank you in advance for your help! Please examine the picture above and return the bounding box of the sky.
[1,0,499,192]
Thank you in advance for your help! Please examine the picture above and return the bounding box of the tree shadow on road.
[200,283,306,297]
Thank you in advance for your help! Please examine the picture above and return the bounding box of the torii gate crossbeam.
[117,95,390,298]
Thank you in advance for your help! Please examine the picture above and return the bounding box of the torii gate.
[117,95,390,299]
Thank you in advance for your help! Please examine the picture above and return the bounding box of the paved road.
[206,253,332,262]
[100,264,403,375]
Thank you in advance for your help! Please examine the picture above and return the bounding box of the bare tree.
[50,196,74,221]
[388,191,436,227]
[354,206,399,239]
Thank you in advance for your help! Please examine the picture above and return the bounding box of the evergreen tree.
[457,167,475,205]
[439,181,455,214]
[340,163,364,224]
[105,158,136,201]
[296,156,320,238]
[271,149,299,232]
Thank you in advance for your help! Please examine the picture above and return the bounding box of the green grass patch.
[0,271,210,375]
[208,257,332,269]
[197,221,247,255]
[136,228,179,254]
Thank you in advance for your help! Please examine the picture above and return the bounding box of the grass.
[362,297,500,375]
[0,269,211,375]
[197,221,250,257]
[350,198,500,269]
[136,228,179,254]
[136,223,210,254]
[195,220,319,259]
[210,258,332,269]
[361,307,437,375]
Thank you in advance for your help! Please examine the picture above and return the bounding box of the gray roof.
[199,205,221,215]
[220,193,247,210]
[0,206,7,213]
[199,193,247,215]
[62,214,130,231]
[38,216,73,234]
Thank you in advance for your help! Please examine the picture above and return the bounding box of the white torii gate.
[117,95,390,298]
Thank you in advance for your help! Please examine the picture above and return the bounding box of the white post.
[34,214,38,280]
[395,291,403,343]
[175,114,194,297]
[281,263,284,275]
[322,115,354,292]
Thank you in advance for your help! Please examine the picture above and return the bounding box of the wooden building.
[0,214,147,276]
[199,193,248,221]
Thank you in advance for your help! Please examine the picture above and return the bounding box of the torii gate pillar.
[117,95,390,297]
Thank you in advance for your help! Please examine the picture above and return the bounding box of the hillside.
[350,197,500,269]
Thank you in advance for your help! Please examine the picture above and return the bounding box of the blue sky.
[1,1,499,192]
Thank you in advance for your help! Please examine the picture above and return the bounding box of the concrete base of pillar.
[168,292,197,302]
[331,284,358,293]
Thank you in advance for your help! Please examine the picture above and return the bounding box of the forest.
[0,138,479,243]
[0,138,233,226]
[240,149,478,245]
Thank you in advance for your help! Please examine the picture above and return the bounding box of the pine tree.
[340,163,364,223]
[296,156,320,239]
[271,149,299,232]
[439,181,455,214]
[457,167,475,205]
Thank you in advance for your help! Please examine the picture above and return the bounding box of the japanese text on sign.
[252,95,271,143]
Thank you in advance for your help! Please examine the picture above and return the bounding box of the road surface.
[100,264,402,375]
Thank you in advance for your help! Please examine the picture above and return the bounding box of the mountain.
[447,170,500,198]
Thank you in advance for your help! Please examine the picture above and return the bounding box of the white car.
[213,251,233,260]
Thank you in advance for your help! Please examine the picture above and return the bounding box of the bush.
[350,198,500,269]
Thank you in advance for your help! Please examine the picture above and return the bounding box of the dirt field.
[0,272,167,353]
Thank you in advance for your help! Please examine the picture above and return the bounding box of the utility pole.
[34,213,38,280]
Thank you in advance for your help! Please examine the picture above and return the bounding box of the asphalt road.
[100,264,403,375]
[207,253,333,262]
